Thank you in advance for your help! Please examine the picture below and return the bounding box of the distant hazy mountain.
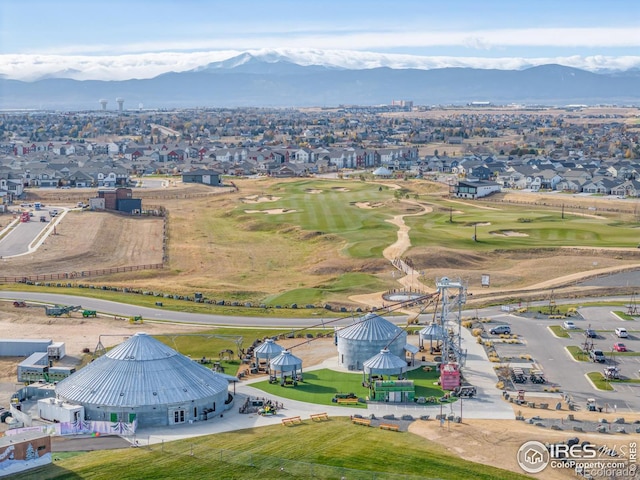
[1,54,638,110]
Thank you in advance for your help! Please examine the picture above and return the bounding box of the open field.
[3,177,640,309]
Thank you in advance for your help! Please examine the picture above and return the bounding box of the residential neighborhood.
[1,106,639,205]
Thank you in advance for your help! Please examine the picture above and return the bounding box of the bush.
[471,328,483,337]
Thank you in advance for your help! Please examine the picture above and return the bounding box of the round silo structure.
[269,350,303,386]
[253,338,284,372]
[419,322,446,353]
[362,348,408,383]
[55,332,229,427]
[337,312,407,370]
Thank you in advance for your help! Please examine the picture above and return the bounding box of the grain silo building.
[336,312,407,370]
[55,332,229,427]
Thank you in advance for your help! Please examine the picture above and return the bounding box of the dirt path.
[350,200,433,309]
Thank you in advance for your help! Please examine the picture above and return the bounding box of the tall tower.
[116,97,124,112]
[99,99,108,111]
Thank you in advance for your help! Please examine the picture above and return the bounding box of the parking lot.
[0,205,66,257]
[474,305,640,413]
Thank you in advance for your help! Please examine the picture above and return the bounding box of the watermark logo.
[517,440,637,477]
[517,440,550,474]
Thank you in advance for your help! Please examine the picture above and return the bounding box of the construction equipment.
[13,301,27,308]
[129,315,143,324]
[82,310,97,318]
[44,305,82,317]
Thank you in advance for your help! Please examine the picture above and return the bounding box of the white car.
[563,320,576,330]
[615,327,628,338]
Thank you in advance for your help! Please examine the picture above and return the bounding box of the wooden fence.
[0,263,164,284]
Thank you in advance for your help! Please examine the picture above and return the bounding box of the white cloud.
[25,26,640,56]
[1,49,639,82]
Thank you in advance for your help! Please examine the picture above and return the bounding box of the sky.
[1,0,639,81]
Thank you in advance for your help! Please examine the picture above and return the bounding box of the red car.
[613,343,627,352]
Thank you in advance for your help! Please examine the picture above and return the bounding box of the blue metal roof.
[363,349,407,374]
[56,333,228,407]
[269,350,302,372]
[338,312,403,342]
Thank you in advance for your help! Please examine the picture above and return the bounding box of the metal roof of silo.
[55,332,228,407]
[269,350,302,372]
[338,312,403,342]
[419,322,445,340]
[254,338,284,359]
[363,349,408,375]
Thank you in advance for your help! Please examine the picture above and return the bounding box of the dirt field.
[0,210,164,277]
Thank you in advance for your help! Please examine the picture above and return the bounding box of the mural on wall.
[0,435,51,477]
[5,419,137,437]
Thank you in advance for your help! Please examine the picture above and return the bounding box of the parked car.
[563,320,576,330]
[584,329,597,338]
[615,327,628,338]
[589,349,606,363]
[603,366,620,379]
[613,343,627,352]
[490,325,511,335]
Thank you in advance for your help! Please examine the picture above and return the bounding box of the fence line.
[0,263,164,283]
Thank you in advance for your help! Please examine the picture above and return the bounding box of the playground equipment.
[82,310,97,318]
[129,315,143,324]
[44,305,82,317]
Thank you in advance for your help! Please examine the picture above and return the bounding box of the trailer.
[47,342,66,360]
[45,305,82,317]
[37,398,84,423]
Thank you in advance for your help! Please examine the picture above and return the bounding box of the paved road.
[0,206,67,257]
[0,291,367,328]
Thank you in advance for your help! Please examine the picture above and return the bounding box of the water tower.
[116,97,124,112]
[99,99,108,111]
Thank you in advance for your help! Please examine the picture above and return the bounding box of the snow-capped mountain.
[0,50,638,110]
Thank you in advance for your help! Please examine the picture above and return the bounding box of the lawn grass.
[613,310,637,321]
[0,283,343,318]
[566,345,589,361]
[19,418,530,480]
[250,367,446,407]
[407,198,640,250]
[586,372,615,391]
[549,325,570,338]
[150,328,332,375]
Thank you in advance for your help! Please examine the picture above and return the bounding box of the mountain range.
[1,53,639,110]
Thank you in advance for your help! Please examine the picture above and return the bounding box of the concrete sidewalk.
[135,329,514,445]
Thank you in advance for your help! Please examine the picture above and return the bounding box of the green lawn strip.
[586,372,615,391]
[566,345,589,361]
[0,284,341,318]
[20,418,529,480]
[612,310,637,321]
[549,325,570,338]
[250,367,447,407]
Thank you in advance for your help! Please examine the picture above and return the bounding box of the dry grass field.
[3,177,640,306]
